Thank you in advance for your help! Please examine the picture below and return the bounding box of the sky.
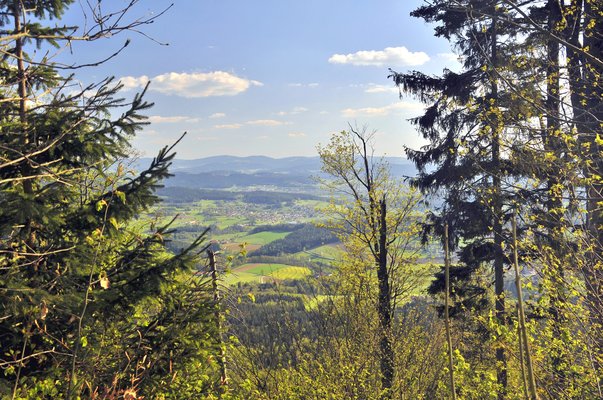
[56,0,460,159]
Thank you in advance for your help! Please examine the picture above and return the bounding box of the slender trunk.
[582,0,603,382]
[10,4,33,397]
[512,213,538,400]
[544,0,569,392]
[208,250,228,396]
[444,224,457,400]
[517,304,529,400]
[13,0,32,196]
[565,0,603,381]
[489,14,507,398]
[377,197,393,398]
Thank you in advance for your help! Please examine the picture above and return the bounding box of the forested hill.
[133,155,417,189]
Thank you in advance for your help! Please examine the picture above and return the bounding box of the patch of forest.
[249,224,339,257]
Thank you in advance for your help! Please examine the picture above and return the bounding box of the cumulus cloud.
[148,115,200,124]
[214,123,243,129]
[328,46,429,67]
[341,102,423,118]
[209,112,226,119]
[288,132,307,138]
[119,71,262,98]
[364,84,399,94]
[246,119,290,126]
[120,75,150,90]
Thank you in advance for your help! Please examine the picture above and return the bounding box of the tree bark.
[377,197,394,398]
[489,14,507,398]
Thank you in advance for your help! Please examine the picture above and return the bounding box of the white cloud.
[438,52,460,63]
[148,115,200,124]
[341,102,423,118]
[120,75,149,90]
[288,83,319,88]
[214,123,243,129]
[209,112,226,119]
[328,46,429,67]
[120,71,262,98]
[364,84,399,94]
[276,106,309,116]
[246,119,290,126]
[288,132,306,137]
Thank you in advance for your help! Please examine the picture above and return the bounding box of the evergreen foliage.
[0,2,221,398]
[390,1,603,398]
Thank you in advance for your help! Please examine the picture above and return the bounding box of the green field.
[225,263,311,285]
[238,231,291,245]
[295,243,342,261]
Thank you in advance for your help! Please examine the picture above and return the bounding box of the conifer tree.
[392,1,602,397]
[389,1,523,395]
[0,2,218,398]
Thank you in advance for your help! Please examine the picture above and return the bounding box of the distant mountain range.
[134,155,417,189]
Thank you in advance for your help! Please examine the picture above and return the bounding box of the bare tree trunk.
[208,250,228,396]
[444,224,457,400]
[489,14,507,398]
[565,0,603,381]
[512,212,538,400]
[543,0,570,392]
[377,197,394,399]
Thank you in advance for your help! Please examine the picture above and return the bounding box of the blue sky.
[59,0,459,159]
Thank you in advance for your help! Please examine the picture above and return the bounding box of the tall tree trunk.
[377,197,394,398]
[512,212,539,400]
[13,0,35,250]
[208,250,228,396]
[489,14,507,398]
[543,0,570,393]
[582,0,603,380]
[444,223,457,400]
[565,0,603,385]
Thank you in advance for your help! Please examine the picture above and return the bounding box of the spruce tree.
[0,2,218,398]
[392,1,602,397]
[389,1,528,396]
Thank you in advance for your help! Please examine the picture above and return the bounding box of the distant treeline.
[157,186,323,205]
[250,224,339,257]
[249,223,306,234]
[158,187,237,202]
[164,171,313,188]
[235,255,330,272]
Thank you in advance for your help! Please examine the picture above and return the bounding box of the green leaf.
[95,199,107,212]
[109,217,119,230]
[115,190,126,204]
